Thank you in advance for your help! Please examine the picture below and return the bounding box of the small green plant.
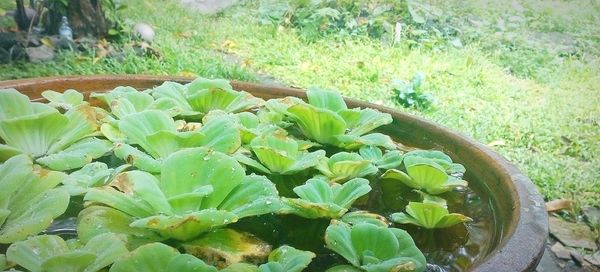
[391,72,435,110]
[0,77,479,271]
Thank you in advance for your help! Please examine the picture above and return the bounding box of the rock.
[26,45,55,62]
[0,32,17,50]
[583,207,600,226]
[550,242,572,260]
[549,217,598,250]
[56,36,76,50]
[585,251,600,266]
[180,0,239,14]
[0,44,27,64]
[536,247,562,272]
[571,250,584,266]
[133,23,155,43]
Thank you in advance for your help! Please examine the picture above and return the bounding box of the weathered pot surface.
[0,75,548,271]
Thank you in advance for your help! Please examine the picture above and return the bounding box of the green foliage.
[358,145,403,170]
[325,220,426,272]
[281,177,371,219]
[317,152,378,183]
[391,201,472,229]
[381,155,467,195]
[82,147,281,241]
[109,242,216,272]
[391,72,435,110]
[6,233,128,272]
[243,130,325,174]
[0,155,70,243]
[0,89,111,170]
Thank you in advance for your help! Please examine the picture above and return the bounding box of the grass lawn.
[1,0,599,208]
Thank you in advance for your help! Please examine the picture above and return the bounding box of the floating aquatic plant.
[0,77,484,270]
[0,89,111,170]
[281,177,371,219]
[325,220,426,272]
[6,233,127,272]
[81,147,281,241]
[0,155,69,243]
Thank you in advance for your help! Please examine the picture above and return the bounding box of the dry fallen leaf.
[487,140,506,147]
[545,199,574,212]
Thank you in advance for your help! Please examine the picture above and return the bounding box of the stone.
[133,23,155,43]
[26,45,55,62]
[550,242,572,260]
[583,207,600,226]
[180,0,239,14]
[571,250,584,266]
[549,217,598,250]
[585,252,600,266]
[536,248,561,272]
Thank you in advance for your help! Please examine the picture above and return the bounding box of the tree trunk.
[67,0,108,38]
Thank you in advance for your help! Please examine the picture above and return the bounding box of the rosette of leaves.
[91,86,182,119]
[404,150,466,175]
[274,88,395,149]
[110,241,314,272]
[81,147,281,241]
[316,152,378,183]
[358,145,404,170]
[325,220,426,272]
[391,193,472,229]
[380,155,467,195]
[0,155,70,243]
[100,109,240,173]
[6,233,127,272]
[0,89,111,170]
[146,77,264,119]
[280,177,371,219]
[41,89,85,110]
[391,202,472,229]
[241,131,326,174]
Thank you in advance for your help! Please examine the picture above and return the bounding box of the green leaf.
[6,235,70,272]
[359,146,403,170]
[161,148,246,210]
[259,245,316,272]
[325,221,425,272]
[166,254,218,272]
[340,211,389,228]
[0,109,67,156]
[84,187,154,218]
[287,103,346,145]
[109,243,179,272]
[0,254,5,271]
[326,265,363,272]
[186,77,263,113]
[391,202,472,229]
[47,104,102,154]
[218,175,281,218]
[0,89,42,120]
[145,130,205,158]
[118,110,177,157]
[81,233,129,272]
[41,89,84,110]
[37,137,112,171]
[0,144,22,162]
[0,155,70,243]
[198,115,241,153]
[250,133,324,174]
[183,229,271,268]
[77,206,162,248]
[318,152,377,183]
[306,87,347,112]
[61,162,113,195]
[130,210,238,241]
[113,143,161,173]
[338,108,392,137]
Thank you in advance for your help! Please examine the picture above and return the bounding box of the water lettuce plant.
[6,233,127,272]
[281,177,371,219]
[381,154,468,195]
[0,155,69,243]
[0,77,480,271]
[269,88,395,149]
[316,152,378,183]
[245,131,325,174]
[325,220,426,272]
[0,89,111,170]
[391,201,473,229]
[81,147,280,241]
